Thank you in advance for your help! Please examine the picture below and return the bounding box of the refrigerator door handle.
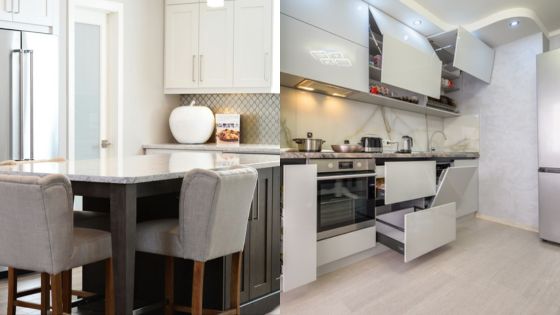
[10,49,24,161]
[5,0,12,13]
[25,50,34,160]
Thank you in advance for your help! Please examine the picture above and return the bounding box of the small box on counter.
[215,114,240,145]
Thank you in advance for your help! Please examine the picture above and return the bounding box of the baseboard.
[476,213,538,233]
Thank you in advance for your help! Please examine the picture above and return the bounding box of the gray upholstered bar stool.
[136,167,258,315]
[0,174,114,315]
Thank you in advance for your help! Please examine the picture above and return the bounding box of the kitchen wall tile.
[181,94,279,145]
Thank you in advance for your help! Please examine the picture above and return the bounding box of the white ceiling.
[413,0,560,36]
[367,0,560,47]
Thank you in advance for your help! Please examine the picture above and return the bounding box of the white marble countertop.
[0,152,280,184]
[143,143,280,155]
[281,150,480,159]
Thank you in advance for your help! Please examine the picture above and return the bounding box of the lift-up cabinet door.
[454,27,495,83]
[384,161,436,205]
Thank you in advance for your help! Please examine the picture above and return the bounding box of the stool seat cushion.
[71,228,112,269]
[136,219,182,257]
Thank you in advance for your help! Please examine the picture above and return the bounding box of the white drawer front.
[317,226,376,266]
[404,202,456,262]
[384,161,436,204]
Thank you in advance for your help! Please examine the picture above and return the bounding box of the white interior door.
[73,8,110,160]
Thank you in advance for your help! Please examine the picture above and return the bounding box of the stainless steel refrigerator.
[0,28,59,162]
[538,49,560,243]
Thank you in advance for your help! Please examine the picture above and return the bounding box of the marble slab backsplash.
[181,94,279,145]
[281,87,479,152]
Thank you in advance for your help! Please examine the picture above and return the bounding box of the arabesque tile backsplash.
[180,94,279,145]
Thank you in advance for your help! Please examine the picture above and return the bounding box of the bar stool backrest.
[0,174,74,274]
[179,167,258,262]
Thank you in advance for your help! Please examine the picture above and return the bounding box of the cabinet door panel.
[12,0,53,26]
[199,2,233,87]
[0,0,13,21]
[234,0,272,88]
[281,0,368,47]
[249,168,273,299]
[385,161,437,204]
[454,27,494,83]
[165,3,199,89]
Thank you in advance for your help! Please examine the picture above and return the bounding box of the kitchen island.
[0,152,281,315]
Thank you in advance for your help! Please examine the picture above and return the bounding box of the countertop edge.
[143,144,281,155]
[280,152,480,159]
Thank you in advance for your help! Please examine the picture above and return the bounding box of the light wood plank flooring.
[282,217,560,315]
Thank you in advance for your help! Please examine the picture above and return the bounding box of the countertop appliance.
[538,49,560,243]
[398,136,413,153]
[361,136,383,153]
[309,158,376,240]
[0,29,59,162]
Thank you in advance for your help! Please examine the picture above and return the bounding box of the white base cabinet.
[164,0,274,94]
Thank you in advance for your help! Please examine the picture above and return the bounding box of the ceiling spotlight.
[509,20,520,28]
[413,20,423,26]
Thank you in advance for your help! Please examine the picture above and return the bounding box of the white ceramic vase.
[169,101,215,144]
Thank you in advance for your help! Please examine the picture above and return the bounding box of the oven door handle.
[317,172,377,181]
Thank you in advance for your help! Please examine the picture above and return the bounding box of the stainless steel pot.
[293,132,325,152]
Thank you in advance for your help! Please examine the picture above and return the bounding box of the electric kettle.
[399,136,413,153]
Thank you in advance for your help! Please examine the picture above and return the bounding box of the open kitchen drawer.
[376,166,477,262]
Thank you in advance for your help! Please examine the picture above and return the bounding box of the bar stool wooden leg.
[191,261,205,315]
[7,267,16,315]
[105,258,115,315]
[61,270,71,313]
[51,273,63,315]
[164,256,174,315]
[230,252,242,315]
[41,272,51,315]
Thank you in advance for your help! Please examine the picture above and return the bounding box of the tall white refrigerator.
[538,49,560,243]
[0,28,59,162]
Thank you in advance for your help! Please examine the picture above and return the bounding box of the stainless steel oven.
[310,159,376,240]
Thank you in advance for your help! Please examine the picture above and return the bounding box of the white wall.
[110,0,179,155]
[453,33,545,230]
[281,87,445,152]
[550,35,560,50]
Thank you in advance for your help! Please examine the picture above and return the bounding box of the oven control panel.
[310,159,375,173]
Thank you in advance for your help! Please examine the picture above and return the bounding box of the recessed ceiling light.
[413,20,423,26]
[509,20,520,28]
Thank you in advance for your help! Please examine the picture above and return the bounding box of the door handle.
[25,50,34,160]
[199,55,203,82]
[192,55,196,82]
[264,52,269,82]
[10,49,23,160]
[14,0,19,14]
[101,140,112,148]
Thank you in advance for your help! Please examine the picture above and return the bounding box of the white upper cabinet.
[165,3,199,90]
[12,0,53,26]
[199,2,234,88]
[281,13,369,93]
[280,0,369,47]
[454,27,494,83]
[164,0,275,94]
[0,0,55,32]
[0,0,13,21]
[233,0,272,88]
[370,6,442,98]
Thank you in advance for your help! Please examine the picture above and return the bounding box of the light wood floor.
[282,217,560,315]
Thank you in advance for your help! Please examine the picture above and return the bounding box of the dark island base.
[79,167,281,315]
